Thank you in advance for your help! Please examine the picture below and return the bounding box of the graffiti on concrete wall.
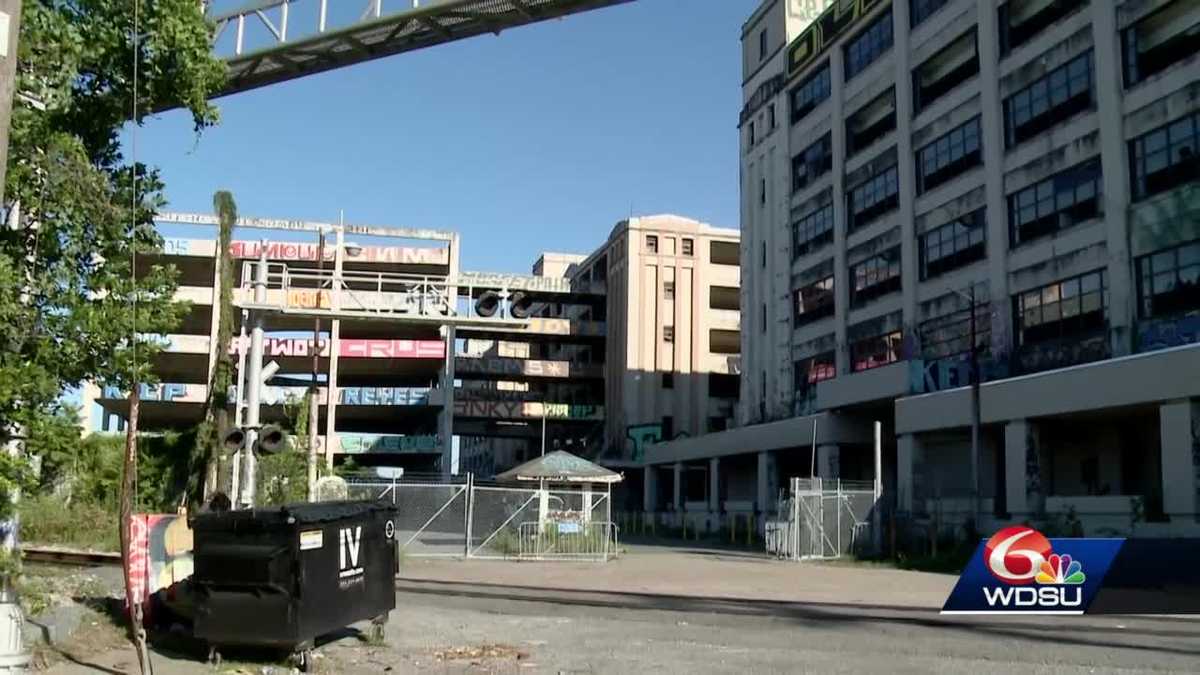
[1014,333,1109,375]
[623,423,692,462]
[458,272,576,294]
[230,240,448,265]
[455,357,572,377]
[452,400,602,420]
[909,355,1012,394]
[286,289,333,309]
[455,388,542,402]
[521,318,605,337]
[1136,313,1200,353]
[1026,424,1045,517]
[230,337,445,359]
[337,433,440,454]
[102,383,206,402]
[339,387,434,406]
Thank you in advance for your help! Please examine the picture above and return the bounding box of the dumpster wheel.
[369,615,388,644]
[206,646,221,668]
[292,646,314,673]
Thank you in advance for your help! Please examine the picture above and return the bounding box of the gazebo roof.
[494,450,623,484]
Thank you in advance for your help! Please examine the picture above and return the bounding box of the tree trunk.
[119,389,151,674]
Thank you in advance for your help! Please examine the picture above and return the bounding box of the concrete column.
[818,444,840,481]
[1091,0,1134,357]
[897,434,917,513]
[323,318,340,469]
[828,36,850,376]
[709,457,720,513]
[756,450,773,514]
[673,461,683,511]
[1159,400,1199,521]
[1004,419,1041,519]
[977,0,1013,357]
[894,0,919,334]
[643,465,658,512]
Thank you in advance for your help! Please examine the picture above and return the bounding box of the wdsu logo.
[942,526,1122,615]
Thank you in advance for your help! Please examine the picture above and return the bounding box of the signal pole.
[238,245,268,509]
[0,0,22,207]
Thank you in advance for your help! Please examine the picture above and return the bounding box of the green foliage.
[1,0,226,539]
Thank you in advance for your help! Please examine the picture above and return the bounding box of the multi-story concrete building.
[458,214,743,504]
[645,0,1200,537]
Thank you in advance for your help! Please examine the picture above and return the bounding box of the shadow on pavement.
[396,578,1200,659]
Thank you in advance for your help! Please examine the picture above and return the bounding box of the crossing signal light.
[222,427,246,452]
[509,291,533,319]
[474,290,501,318]
[255,424,287,455]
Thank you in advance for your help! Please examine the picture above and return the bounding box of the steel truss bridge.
[206,0,635,97]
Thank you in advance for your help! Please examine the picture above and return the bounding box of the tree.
[0,0,226,559]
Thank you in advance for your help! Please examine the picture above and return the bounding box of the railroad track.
[22,546,121,567]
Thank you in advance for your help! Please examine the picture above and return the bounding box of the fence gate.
[346,475,617,561]
[769,478,876,561]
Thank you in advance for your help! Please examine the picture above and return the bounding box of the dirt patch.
[433,643,529,665]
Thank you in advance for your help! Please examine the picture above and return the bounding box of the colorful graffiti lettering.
[229,337,445,359]
[1136,314,1200,353]
[337,433,440,454]
[229,240,448,265]
[339,387,432,406]
[102,383,201,402]
[455,357,573,377]
[452,400,602,420]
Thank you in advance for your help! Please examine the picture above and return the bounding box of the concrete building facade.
[643,0,1200,537]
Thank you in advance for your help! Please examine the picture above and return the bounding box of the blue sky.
[132,0,759,274]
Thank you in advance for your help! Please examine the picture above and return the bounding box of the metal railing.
[517,521,619,562]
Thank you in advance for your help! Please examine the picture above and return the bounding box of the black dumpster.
[189,500,398,669]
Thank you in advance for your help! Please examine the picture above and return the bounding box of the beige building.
[644,0,1200,537]
[457,214,743,504]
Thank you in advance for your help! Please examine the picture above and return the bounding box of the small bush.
[20,493,119,552]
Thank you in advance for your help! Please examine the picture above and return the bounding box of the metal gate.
[768,478,876,560]
[347,475,618,561]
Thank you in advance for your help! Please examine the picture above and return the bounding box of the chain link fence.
[768,478,878,560]
[341,473,617,562]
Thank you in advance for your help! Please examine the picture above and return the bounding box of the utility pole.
[238,245,268,509]
[0,0,23,207]
[541,403,547,457]
[307,231,325,501]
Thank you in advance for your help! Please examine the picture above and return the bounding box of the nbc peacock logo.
[981,526,1085,608]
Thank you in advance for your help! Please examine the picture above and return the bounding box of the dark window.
[664,281,675,300]
[1136,239,1200,319]
[845,9,894,80]
[851,330,903,372]
[915,117,982,194]
[662,372,674,389]
[663,325,675,343]
[768,103,777,129]
[1008,158,1102,245]
[1004,50,1093,148]
[1129,111,1200,201]
[708,372,740,397]
[646,235,658,254]
[707,417,728,433]
[685,466,706,501]
[1014,270,1108,346]
[1123,0,1200,87]
[681,238,694,256]
[846,89,896,157]
[794,276,835,327]
[920,209,986,280]
[710,285,740,310]
[911,0,951,27]
[749,121,756,146]
[761,241,767,268]
[792,202,834,259]
[790,63,831,123]
[710,240,739,266]
[794,351,836,393]
[847,164,899,231]
[999,0,1089,56]
[850,247,902,307]
[761,303,767,332]
[792,132,833,192]
[912,30,980,113]
[760,177,766,205]
[759,28,768,61]
[920,303,992,360]
[709,329,740,354]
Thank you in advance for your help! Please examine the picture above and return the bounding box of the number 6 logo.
[984,526,1052,585]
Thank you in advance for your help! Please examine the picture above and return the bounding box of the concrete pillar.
[897,434,917,513]
[1004,420,1044,519]
[709,457,720,514]
[817,444,840,481]
[828,33,850,377]
[673,461,683,511]
[756,451,774,514]
[1159,400,1199,521]
[643,465,658,513]
[894,0,918,334]
[977,0,1013,358]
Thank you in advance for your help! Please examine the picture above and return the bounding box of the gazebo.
[495,450,623,526]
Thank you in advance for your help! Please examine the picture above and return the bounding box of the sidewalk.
[399,542,957,609]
